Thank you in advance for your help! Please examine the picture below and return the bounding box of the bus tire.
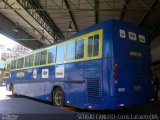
[53,88,64,107]
[10,84,17,96]
[11,84,14,95]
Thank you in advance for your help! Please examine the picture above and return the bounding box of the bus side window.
[40,50,47,65]
[56,45,65,63]
[11,61,14,69]
[93,35,99,56]
[20,58,24,68]
[75,39,84,59]
[87,34,99,57]
[7,63,10,71]
[48,47,56,64]
[29,55,34,67]
[12,60,16,69]
[17,59,21,69]
[66,41,75,60]
[25,56,29,67]
[35,52,41,66]
[88,36,93,57]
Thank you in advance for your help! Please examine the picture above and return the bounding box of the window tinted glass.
[88,36,93,57]
[75,39,84,59]
[25,56,29,67]
[17,59,21,69]
[40,50,47,65]
[29,55,34,67]
[11,60,16,69]
[7,63,10,71]
[67,41,75,60]
[11,61,14,69]
[93,35,99,56]
[35,52,41,66]
[88,35,99,57]
[14,60,16,69]
[56,45,65,63]
[48,47,56,64]
[20,58,24,68]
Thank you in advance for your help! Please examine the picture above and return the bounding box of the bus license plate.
[133,85,141,91]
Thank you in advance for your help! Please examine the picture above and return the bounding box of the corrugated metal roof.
[0,0,160,48]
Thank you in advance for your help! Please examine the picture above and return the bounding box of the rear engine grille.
[87,78,101,104]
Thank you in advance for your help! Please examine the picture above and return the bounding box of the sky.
[0,34,17,49]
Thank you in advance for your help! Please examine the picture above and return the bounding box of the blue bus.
[5,20,154,110]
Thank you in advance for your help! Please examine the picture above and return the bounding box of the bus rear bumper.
[112,93,154,109]
[84,93,154,110]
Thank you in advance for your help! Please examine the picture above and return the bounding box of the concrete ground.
[0,86,76,120]
[0,86,160,120]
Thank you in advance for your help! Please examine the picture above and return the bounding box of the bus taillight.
[113,63,118,67]
[113,68,118,72]
[114,75,118,78]
[113,63,118,81]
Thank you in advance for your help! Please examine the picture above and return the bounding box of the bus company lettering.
[129,51,142,57]
[16,72,25,77]
[55,67,64,78]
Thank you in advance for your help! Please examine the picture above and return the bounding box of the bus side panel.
[9,65,66,102]
[84,59,102,109]
[64,59,102,109]
[65,62,86,108]
[101,21,116,109]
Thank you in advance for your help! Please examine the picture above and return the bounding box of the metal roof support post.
[64,0,78,32]
[17,0,64,42]
[1,0,45,46]
[94,0,98,24]
[139,0,158,26]
[149,22,160,43]
[119,0,130,20]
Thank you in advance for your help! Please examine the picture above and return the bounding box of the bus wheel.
[53,88,64,107]
[11,85,14,95]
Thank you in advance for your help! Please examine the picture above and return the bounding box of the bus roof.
[7,19,146,62]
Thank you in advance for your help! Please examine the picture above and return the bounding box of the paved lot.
[0,86,160,120]
[0,86,76,120]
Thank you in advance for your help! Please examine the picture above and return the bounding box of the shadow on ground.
[6,94,160,114]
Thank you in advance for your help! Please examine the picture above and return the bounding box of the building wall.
[0,69,4,86]
[150,35,160,63]
[0,43,31,61]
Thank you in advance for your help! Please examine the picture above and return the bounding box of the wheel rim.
[11,86,14,95]
[54,91,63,106]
